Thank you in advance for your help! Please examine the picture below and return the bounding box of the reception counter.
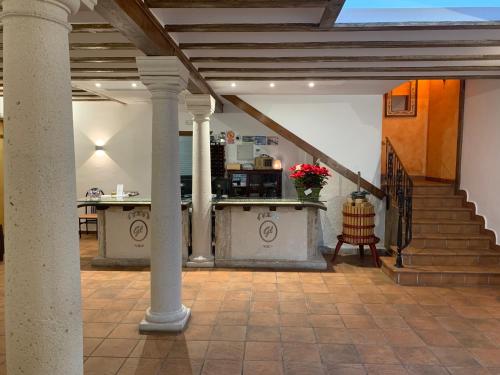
[78,197,191,267]
[213,199,327,270]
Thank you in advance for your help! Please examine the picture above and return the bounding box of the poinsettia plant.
[289,163,331,188]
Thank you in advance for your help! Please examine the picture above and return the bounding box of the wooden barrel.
[342,197,376,245]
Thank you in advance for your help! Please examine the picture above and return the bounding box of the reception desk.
[78,197,191,267]
[213,199,327,270]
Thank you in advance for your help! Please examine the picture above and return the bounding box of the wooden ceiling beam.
[199,66,500,73]
[191,55,500,63]
[145,0,327,8]
[71,24,117,33]
[208,75,500,80]
[181,40,500,50]
[166,21,500,33]
[71,67,138,73]
[70,42,136,50]
[70,57,137,63]
[319,0,345,29]
[94,0,223,112]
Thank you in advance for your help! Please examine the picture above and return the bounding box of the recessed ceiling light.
[308,82,315,88]
[231,82,236,87]
[95,83,102,88]
[269,82,275,88]
[131,83,138,88]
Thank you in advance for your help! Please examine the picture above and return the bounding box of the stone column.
[1,0,83,374]
[136,56,190,331]
[186,95,216,267]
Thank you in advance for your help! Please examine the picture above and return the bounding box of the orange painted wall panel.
[426,80,460,181]
[382,80,430,176]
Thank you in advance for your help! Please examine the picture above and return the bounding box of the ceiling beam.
[70,57,137,63]
[145,0,327,8]
[199,66,500,73]
[71,24,117,33]
[94,0,223,112]
[319,0,345,29]
[71,68,138,73]
[208,75,500,80]
[70,42,136,50]
[180,40,500,50]
[191,55,500,63]
[166,21,500,33]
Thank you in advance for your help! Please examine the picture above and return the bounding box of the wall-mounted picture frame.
[385,80,418,117]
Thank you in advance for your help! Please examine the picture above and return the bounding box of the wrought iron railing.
[384,138,413,268]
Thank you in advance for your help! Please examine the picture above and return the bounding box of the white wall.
[73,102,152,198]
[239,95,385,248]
[461,80,500,242]
[240,95,384,186]
[73,101,310,199]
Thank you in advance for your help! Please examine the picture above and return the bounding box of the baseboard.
[457,189,500,251]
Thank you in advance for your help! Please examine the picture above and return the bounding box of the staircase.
[381,179,500,286]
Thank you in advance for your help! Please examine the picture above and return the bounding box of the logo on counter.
[259,220,278,243]
[130,220,148,242]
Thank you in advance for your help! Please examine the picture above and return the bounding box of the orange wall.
[426,80,460,180]
[382,80,460,180]
[382,80,430,176]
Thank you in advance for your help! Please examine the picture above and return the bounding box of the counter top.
[212,198,326,211]
[78,197,192,208]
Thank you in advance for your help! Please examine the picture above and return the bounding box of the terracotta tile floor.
[0,237,499,374]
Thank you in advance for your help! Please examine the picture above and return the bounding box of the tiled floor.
[1,237,500,374]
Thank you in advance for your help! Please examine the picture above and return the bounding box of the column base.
[186,255,215,268]
[139,305,191,332]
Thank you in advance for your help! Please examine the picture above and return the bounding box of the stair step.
[411,233,491,250]
[398,247,500,266]
[412,184,455,196]
[412,195,463,208]
[413,219,481,235]
[380,256,500,286]
[413,207,471,220]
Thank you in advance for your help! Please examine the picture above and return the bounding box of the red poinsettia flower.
[288,163,331,188]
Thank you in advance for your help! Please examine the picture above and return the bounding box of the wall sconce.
[95,145,105,156]
[272,159,282,170]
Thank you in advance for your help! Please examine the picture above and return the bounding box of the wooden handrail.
[223,95,385,199]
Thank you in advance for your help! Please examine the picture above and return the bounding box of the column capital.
[1,0,81,29]
[136,56,189,98]
[185,94,216,120]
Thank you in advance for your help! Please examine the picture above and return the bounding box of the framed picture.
[254,136,267,145]
[267,136,279,145]
[385,80,418,117]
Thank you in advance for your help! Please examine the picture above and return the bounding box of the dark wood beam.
[181,40,500,50]
[146,0,327,8]
[166,21,500,32]
[70,57,137,63]
[94,0,223,112]
[70,76,140,80]
[69,42,136,50]
[319,0,345,29]
[71,23,117,33]
[199,66,500,73]
[71,67,138,73]
[223,95,385,199]
[191,55,500,63]
[208,75,500,81]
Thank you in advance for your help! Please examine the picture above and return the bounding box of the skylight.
[337,0,500,23]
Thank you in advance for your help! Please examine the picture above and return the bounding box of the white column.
[136,56,190,331]
[186,95,216,267]
[2,0,83,374]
